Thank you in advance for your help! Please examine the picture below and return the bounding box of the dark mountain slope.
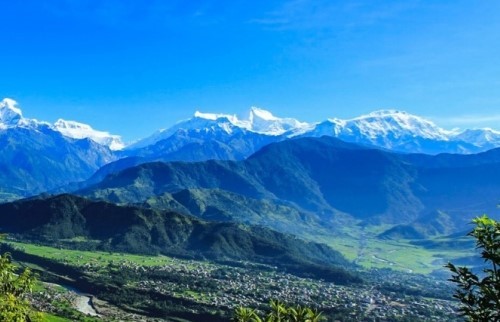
[0,125,115,199]
[88,160,268,203]
[80,136,500,228]
[379,210,459,240]
[91,128,280,184]
[0,194,359,283]
[82,137,423,223]
[414,162,500,217]
[400,147,500,168]
[244,137,422,221]
[128,127,278,161]
[139,188,339,238]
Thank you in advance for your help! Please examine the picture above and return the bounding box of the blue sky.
[1,0,500,141]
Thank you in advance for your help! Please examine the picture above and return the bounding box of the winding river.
[73,294,99,316]
[46,282,99,317]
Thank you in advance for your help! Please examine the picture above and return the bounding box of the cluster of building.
[121,259,460,321]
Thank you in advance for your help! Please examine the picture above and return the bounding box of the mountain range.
[0,99,117,200]
[79,137,500,238]
[76,103,500,185]
[2,98,500,278]
[2,97,500,209]
[126,107,500,156]
[4,98,499,158]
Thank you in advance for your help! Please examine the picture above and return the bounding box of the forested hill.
[80,136,500,228]
[0,194,360,284]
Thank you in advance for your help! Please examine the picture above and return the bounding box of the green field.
[314,224,476,274]
[6,224,476,276]
[41,313,71,322]
[7,241,175,267]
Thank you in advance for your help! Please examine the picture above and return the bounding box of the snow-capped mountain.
[4,98,500,156]
[127,107,311,150]
[0,98,116,200]
[337,110,450,141]
[0,98,23,127]
[0,98,50,129]
[245,107,311,134]
[53,119,124,150]
[302,110,459,153]
[99,107,300,180]
[0,98,124,150]
[2,97,500,200]
[191,107,311,135]
[305,109,452,140]
[128,107,500,156]
[451,128,500,150]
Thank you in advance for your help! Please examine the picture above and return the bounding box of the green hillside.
[0,194,359,284]
[81,137,500,230]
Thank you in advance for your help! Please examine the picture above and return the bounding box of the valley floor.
[312,222,476,276]
[4,241,461,321]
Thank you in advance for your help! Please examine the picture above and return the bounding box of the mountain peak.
[0,98,23,126]
[362,109,410,118]
[249,107,278,122]
[247,106,311,135]
[348,109,449,140]
[356,110,433,122]
[191,107,311,136]
[452,128,500,146]
[54,119,92,131]
[194,111,235,121]
[53,119,124,150]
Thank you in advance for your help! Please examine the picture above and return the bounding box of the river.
[45,282,100,317]
[73,295,99,316]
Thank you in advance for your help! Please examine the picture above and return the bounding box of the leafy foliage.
[233,300,324,322]
[0,252,42,321]
[445,215,500,321]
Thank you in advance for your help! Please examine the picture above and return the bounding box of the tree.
[0,251,42,321]
[267,300,287,322]
[233,300,324,322]
[445,215,500,321]
[234,306,262,322]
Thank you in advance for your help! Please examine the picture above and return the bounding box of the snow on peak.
[188,107,456,142]
[362,109,409,117]
[249,107,278,121]
[193,111,243,127]
[128,107,312,149]
[194,111,230,121]
[53,119,124,150]
[54,119,93,131]
[452,128,500,146]
[347,109,450,140]
[246,107,311,135]
[0,98,23,126]
[124,105,500,154]
[192,107,311,135]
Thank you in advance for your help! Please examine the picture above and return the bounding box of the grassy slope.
[41,313,71,322]
[8,241,175,267]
